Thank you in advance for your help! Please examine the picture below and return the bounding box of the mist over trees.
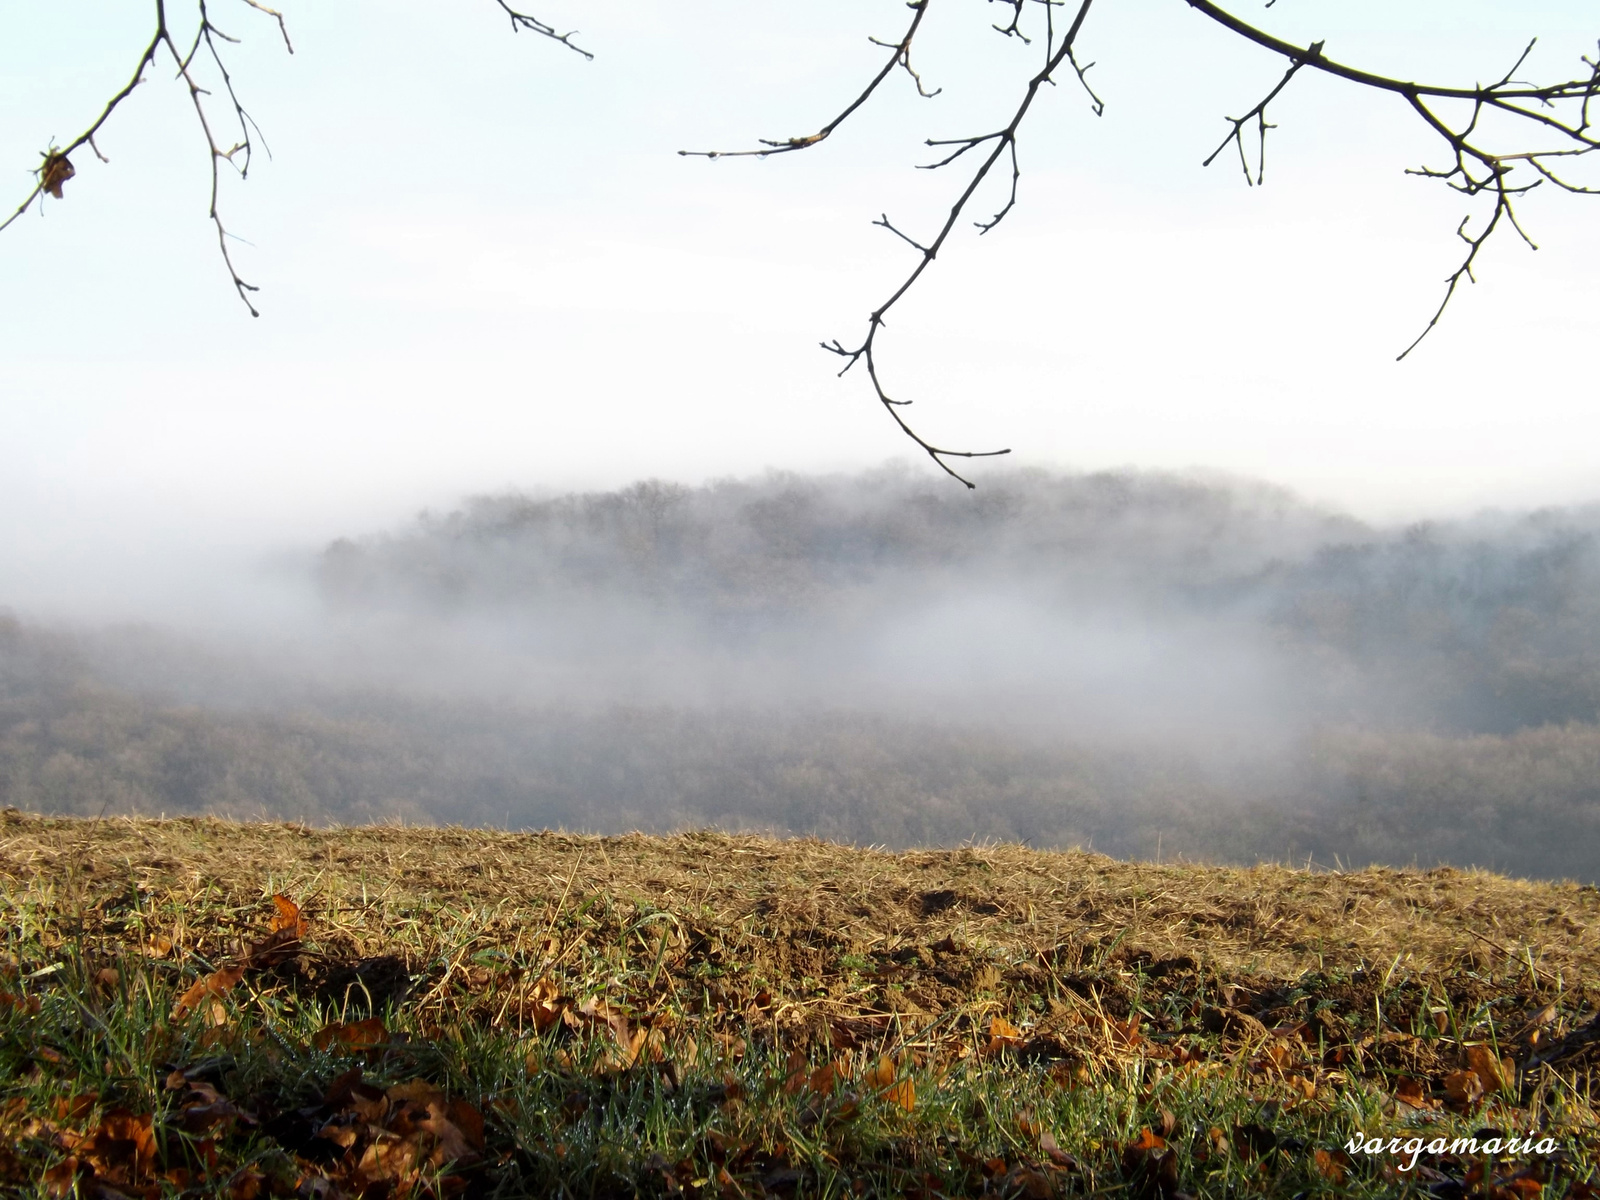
[4,466,1599,881]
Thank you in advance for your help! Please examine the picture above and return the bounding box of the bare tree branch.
[493,0,592,60]
[1066,45,1106,117]
[180,1,276,313]
[679,0,938,160]
[817,0,1100,487]
[727,0,1595,478]
[1201,57,1306,186]
[1,0,583,314]
[237,0,292,52]
[1185,0,1599,357]
[0,0,291,313]
[0,25,165,237]
[5,0,1598,485]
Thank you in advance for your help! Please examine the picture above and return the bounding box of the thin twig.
[493,0,592,60]
[679,0,937,160]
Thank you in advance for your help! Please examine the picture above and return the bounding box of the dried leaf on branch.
[38,152,74,199]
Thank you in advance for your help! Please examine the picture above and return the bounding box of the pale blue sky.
[2,0,1598,618]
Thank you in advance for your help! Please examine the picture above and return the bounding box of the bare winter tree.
[4,0,1597,483]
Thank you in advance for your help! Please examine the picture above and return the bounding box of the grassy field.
[2,811,1597,1198]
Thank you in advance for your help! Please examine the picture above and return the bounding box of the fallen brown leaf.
[268,894,309,939]
[358,1136,424,1188]
[1313,1148,1349,1184]
[313,1017,388,1053]
[0,990,41,1016]
[1127,1127,1166,1154]
[445,1099,485,1152]
[1466,1044,1514,1095]
[42,1156,79,1199]
[1514,1003,1558,1044]
[1499,1178,1544,1199]
[1121,1129,1181,1200]
[1003,1164,1054,1199]
[1254,1041,1296,1072]
[1106,1015,1142,1049]
[53,1093,97,1123]
[142,935,174,959]
[881,1077,915,1112]
[522,975,565,1032]
[1039,1129,1079,1169]
[782,1051,809,1096]
[171,964,245,1021]
[984,1015,1026,1056]
[67,1107,158,1185]
[1445,1068,1486,1108]
[1395,1076,1431,1109]
[573,995,647,1068]
[865,1055,897,1092]
[808,1060,841,1097]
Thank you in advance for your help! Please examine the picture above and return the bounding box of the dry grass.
[5,811,1596,987]
[3,811,1597,1198]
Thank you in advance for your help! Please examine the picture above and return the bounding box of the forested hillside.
[4,467,1599,880]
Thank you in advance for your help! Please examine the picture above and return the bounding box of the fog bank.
[4,466,1598,880]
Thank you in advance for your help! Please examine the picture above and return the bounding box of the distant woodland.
[4,468,1599,881]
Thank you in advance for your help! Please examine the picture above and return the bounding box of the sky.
[2,0,1598,621]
